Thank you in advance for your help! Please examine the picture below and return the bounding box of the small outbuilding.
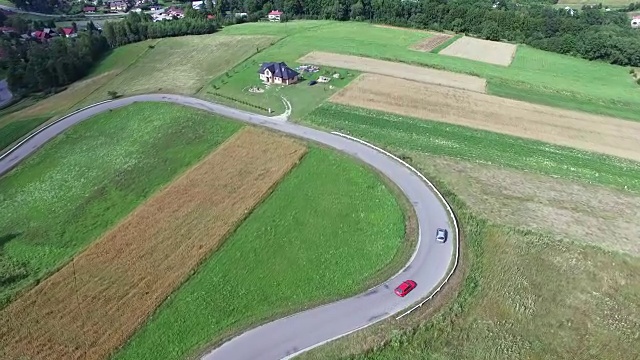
[258,62,300,85]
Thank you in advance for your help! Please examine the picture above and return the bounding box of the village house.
[258,62,299,85]
[83,5,97,12]
[192,0,203,9]
[167,6,185,17]
[149,4,162,10]
[268,10,283,21]
[632,16,640,28]
[61,27,77,37]
[0,26,16,34]
[109,1,128,12]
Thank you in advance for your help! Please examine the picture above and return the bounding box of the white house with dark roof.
[258,62,299,85]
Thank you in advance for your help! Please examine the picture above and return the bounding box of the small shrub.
[107,90,119,99]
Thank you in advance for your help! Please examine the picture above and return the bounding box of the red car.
[394,280,417,297]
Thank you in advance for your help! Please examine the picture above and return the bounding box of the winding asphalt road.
[0,94,457,360]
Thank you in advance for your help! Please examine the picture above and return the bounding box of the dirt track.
[330,74,640,162]
[0,127,306,360]
[439,36,516,66]
[298,51,486,93]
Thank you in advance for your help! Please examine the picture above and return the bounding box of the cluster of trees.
[2,30,109,94]
[102,10,217,47]
[1,10,218,95]
[10,0,69,14]
[211,0,640,66]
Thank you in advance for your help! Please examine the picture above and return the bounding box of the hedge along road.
[0,94,457,360]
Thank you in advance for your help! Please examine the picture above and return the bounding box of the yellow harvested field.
[439,36,517,66]
[330,74,640,162]
[298,51,487,93]
[0,127,306,360]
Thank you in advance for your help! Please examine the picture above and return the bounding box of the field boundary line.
[0,100,113,161]
[330,132,460,320]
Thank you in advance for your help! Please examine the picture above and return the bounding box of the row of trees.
[3,31,108,94]
[1,11,218,94]
[102,10,217,47]
[212,0,640,66]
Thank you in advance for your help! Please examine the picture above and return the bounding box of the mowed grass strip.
[330,74,640,162]
[114,147,406,360]
[0,102,241,307]
[304,104,640,193]
[0,127,307,360]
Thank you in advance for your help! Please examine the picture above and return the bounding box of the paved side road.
[0,79,13,108]
[0,94,457,360]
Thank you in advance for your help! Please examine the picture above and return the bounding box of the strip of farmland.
[0,127,306,360]
[297,51,487,93]
[330,73,640,162]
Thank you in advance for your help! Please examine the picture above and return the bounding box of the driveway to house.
[0,94,458,360]
[0,79,12,108]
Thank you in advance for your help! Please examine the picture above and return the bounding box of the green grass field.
[0,103,242,307]
[78,34,277,106]
[114,147,406,360]
[304,104,640,192]
[0,117,49,151]
[295,102,640,359]
[0,41,154,152]
[211,21,640,121]
[0,34,275,153]
[299,171,640,360]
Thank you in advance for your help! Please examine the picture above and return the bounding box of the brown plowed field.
[0,127,306,360]
[439,36,517,66]
[298,51,486,93]
[330,74,640,162]
[411,34,453,52]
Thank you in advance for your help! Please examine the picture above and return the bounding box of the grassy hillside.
[297,103,640,360]
[114,147,407,360]
[0,103,242,307]
[0,34,275,154]
[211,21,640,121]
[305,104,640,192]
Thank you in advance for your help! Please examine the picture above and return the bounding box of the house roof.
[62,27,75,35]
[0,26,16,32]
[268,10,283,15]
[83,6,97,11]
[258,62,299,80]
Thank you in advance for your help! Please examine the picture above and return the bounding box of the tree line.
[1,9,218,95]
[213,0,640,66]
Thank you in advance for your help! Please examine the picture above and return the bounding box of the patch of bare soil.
[298,51,487,93]
[0,127,307,360]
[373,24,446,35]
[412,153,640,256]
[439,36,517,66]
[331,73,640,162]
[411,34,453,52]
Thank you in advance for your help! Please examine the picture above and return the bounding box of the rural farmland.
[438,36,517,66]
[298,51,487,93]
[0,128,307,360]
[329,74,640,162]
[1,17,640,360]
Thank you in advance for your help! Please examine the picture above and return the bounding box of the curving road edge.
[0,94,459,360]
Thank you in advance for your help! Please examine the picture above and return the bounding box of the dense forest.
[0,10,218,95]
